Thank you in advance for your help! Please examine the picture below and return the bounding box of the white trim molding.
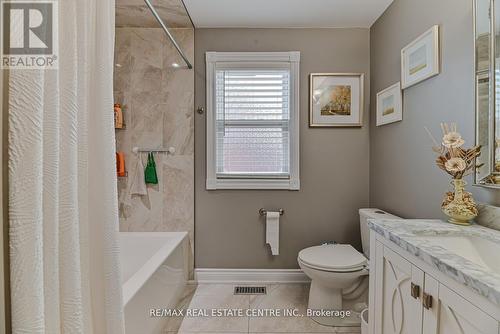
[206,51,300,63]
[205,51,300,191]
[194,268,310,284]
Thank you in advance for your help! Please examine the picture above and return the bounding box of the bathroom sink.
[413,235,500,275]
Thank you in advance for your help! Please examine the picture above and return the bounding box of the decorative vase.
[441,179,478,225]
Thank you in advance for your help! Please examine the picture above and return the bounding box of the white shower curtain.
[8,0,125,333]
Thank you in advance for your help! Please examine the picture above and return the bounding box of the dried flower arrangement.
[425,123,481,225]
[425,123,481,179]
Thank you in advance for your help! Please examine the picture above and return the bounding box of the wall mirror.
[475,0,500,187]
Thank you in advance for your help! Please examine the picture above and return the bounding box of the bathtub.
[119,232,189,334]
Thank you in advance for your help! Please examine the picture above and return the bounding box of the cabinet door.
[374,244,424,334]
[434,284,499,334]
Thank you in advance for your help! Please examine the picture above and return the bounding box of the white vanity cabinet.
[372,243,424,333]
[369,232,500,334]
[434,283,499,334]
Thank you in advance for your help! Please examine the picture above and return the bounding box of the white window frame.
[206,51,300,190]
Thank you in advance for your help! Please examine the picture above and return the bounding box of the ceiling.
[116,0,193,28]
[183,0,394,28]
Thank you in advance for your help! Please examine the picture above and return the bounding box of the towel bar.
[132,147,175,154]
[259,208,284,216]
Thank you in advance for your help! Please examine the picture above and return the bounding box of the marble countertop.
[368,219,500,307]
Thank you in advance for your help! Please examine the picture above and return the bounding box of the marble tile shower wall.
[114,27,194,274]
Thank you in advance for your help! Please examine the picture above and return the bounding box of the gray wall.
[370,0,500,219]
[195,28,370,268]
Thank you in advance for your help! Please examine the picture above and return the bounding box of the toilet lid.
[298,244,367,271]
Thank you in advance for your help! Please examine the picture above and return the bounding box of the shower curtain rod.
[143,0,193,69]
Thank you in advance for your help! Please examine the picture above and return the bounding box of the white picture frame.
[376,82,403,126]
[401,25,440,89]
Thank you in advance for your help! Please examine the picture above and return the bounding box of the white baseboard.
[194,268,310,284]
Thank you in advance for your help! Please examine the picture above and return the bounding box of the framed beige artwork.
[309,73,364,127]
[376,82,403,126]
[401,25,440,89]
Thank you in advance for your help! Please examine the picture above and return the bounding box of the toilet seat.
[298,244,367,272]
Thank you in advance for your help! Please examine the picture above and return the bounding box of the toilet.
[298,208,400,312]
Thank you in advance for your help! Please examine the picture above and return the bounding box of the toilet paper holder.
[259,208,284,216]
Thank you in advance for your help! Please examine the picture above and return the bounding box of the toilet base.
[308,280,342,310]
[307,281,367,327]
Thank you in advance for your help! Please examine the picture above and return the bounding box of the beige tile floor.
[163,283,361,334]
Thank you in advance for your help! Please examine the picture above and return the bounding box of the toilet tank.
[359,208,400,259]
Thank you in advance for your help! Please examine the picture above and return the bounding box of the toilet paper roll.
[266,211,280,256]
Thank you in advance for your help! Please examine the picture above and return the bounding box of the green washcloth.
[144,152,158,184]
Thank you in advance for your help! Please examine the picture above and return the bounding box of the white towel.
[130,156,147,196]
[266,211,280,256]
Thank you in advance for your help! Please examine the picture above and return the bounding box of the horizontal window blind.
[496,69,500,133]
[215,69,291,177]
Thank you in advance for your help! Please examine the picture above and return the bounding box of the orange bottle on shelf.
[116,152,126,177]
[114,103,123,129]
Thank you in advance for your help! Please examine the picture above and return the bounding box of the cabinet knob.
[422,292,433,309]
[411,283,420,299]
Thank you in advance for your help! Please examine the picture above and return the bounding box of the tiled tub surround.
[116,0,192,29]
[114,27,194,274]
[368,219,500,307]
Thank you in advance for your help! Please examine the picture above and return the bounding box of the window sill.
[206,178,300,190]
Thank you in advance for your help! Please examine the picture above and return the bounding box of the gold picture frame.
[309,73,364,127]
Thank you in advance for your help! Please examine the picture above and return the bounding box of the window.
[206,52,300,190]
